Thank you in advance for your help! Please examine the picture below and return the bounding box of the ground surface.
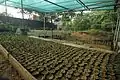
[29,36,113,53]
[66,32,112,50]
[71,32,111,41]
[114,52,120,80]
[28,30,112,50]
[0,35,115,80]
[0,54,23,80]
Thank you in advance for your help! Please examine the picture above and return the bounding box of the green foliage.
[90,24,101,29]
[72,16,91,31]
[88,29,100,35]
[0,23,16,32]
[63,10,116,32]
[0,23,29,33]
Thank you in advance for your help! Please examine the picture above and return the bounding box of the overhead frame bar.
[8,0,63,12]
[77,3,120,11]
[73,1,114,10]
[0,0,7,4]
[77,0,90,10]
[44,0,69,10]
[0,1,5,4]
[91,4,118,10]
[29,0,72,8]
[86,1,113,7]
[0,0,115,13]
[60,1,113,11]
[29,1,44,5]
[8,0,52,12]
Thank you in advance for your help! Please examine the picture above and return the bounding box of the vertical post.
[51,15,53,39]
[44,13,46,37]
[5,0,7,16]
[5,0,7,24]
[114,9,120,51]
[4,0,12,77]
[51,16,52,23]
[81,11,83,16]
[21,0,24,29]
[114,13,119,45]
[44,13,46,31]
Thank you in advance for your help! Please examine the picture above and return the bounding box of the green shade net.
[0,0,115,12]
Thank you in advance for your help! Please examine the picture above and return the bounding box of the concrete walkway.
[29,36,115,53]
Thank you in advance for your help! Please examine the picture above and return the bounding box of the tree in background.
[72,12,90,31]
[57,11,75,30]
[64,10,116,32]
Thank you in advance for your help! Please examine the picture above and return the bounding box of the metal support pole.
[21,0,24,29]
[44,0,69,10]
[116,22,120,50]
[51,15,53,39]
[5,0,7,24]
[4,0,12,77]
[5,0,7,16]
[50,15,52,25]
[44,13,46,31]
[114,9,120,51]
[76,0,90,10]
[81,11,83,16]
[114,14,119,43]
[44,13,46,37]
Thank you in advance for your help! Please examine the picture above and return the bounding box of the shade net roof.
[0,0,115,12]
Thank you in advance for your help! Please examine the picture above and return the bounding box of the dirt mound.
[71,32,110,41]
